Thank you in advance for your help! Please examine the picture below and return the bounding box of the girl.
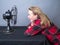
[24,6,60,45]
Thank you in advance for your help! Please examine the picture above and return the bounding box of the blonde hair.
[28,6,51,27]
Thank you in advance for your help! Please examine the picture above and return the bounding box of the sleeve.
[33,25,42,30]
[32,19,42,30]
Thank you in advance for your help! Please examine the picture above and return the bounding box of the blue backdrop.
[0,0,60,28]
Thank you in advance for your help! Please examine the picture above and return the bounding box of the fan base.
[3,29,15,34]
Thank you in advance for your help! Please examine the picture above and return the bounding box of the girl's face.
[28,10,38,22]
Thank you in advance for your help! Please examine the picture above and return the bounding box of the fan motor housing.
[3,10,12,19]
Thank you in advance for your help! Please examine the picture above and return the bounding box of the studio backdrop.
[0,0,60,28]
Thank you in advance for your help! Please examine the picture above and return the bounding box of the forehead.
[28,10,33,14]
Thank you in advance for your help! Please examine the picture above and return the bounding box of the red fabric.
[48,26,57,35]
[56,34,60,40]
[24,19,60,45]
[24,19,41,36]
[54,42,59,45]
[24,26,40,36]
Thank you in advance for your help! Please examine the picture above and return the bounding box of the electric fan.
[3,5,17,34]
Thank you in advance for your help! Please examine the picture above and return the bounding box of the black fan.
[3,5,17,34]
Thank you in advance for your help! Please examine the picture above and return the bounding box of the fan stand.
[3,19,14,34]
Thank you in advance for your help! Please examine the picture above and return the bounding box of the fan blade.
[11,5,17,25]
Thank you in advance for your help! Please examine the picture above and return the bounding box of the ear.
[35,15,40,19]
[35,14,38,17]
[34,15,38,18]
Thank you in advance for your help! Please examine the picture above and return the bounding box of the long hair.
[28,6,51,27]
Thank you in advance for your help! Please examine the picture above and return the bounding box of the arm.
[33,25,42,30]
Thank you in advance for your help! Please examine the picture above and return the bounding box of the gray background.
[0,0,60,28]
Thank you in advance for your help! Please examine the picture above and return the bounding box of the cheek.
[28,15,33,20]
